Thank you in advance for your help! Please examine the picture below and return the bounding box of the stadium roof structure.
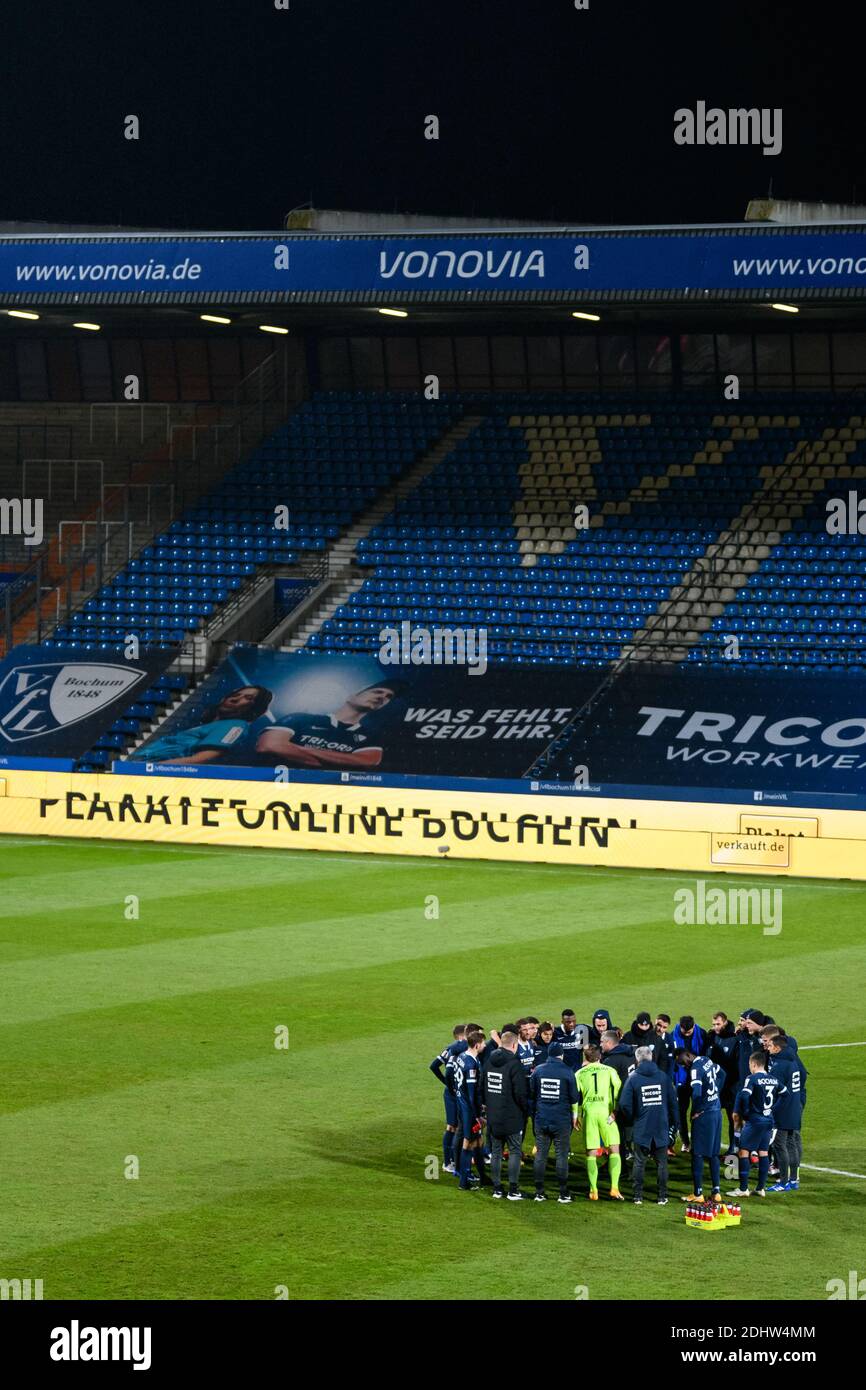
[1,221,866,321]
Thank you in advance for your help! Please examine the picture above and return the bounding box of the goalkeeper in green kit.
[575,1044,624,1200]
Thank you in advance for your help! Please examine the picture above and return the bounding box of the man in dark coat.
[704,1011,739,1154]
[672,1015,706,1150]
[733,1009,768,1087]
[618,1047,678,1204]
[482,1029,530,1200]
[622,1011,668,1069]
[600,1030,635,1085]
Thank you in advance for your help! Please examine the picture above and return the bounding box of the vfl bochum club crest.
[0,662,143,742]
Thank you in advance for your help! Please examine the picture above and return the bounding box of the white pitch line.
[801,1163,866,1180]
[799,1042,866,1050]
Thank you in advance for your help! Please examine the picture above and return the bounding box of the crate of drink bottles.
[685,1200,741,1230]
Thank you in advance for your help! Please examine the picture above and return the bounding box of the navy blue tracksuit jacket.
[618,1061,678,1150]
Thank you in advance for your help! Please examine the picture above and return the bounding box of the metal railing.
[88,402,174,446]
[20,457,105,503]
[2,519,126,651]
[1,346,307,656]
[0,422,73,473]
[173,554,329,680]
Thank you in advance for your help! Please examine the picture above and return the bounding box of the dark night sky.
[0,1,861,230]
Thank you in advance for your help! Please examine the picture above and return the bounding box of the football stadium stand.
[45,393,463,655]
[321,392,866,672]
[8,387,866,771]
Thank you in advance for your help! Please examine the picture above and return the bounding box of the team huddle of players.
[429,1008,808,1204]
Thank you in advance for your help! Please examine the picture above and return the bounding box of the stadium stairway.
[326,415,483,572]
[623,415,866,661]
[280,569,368,654]
[75,668,193,773]
[281,414,483,652]
[691,475,866,670]
[118,667,209,761]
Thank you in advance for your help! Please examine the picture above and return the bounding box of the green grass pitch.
[1,834,864,1301]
